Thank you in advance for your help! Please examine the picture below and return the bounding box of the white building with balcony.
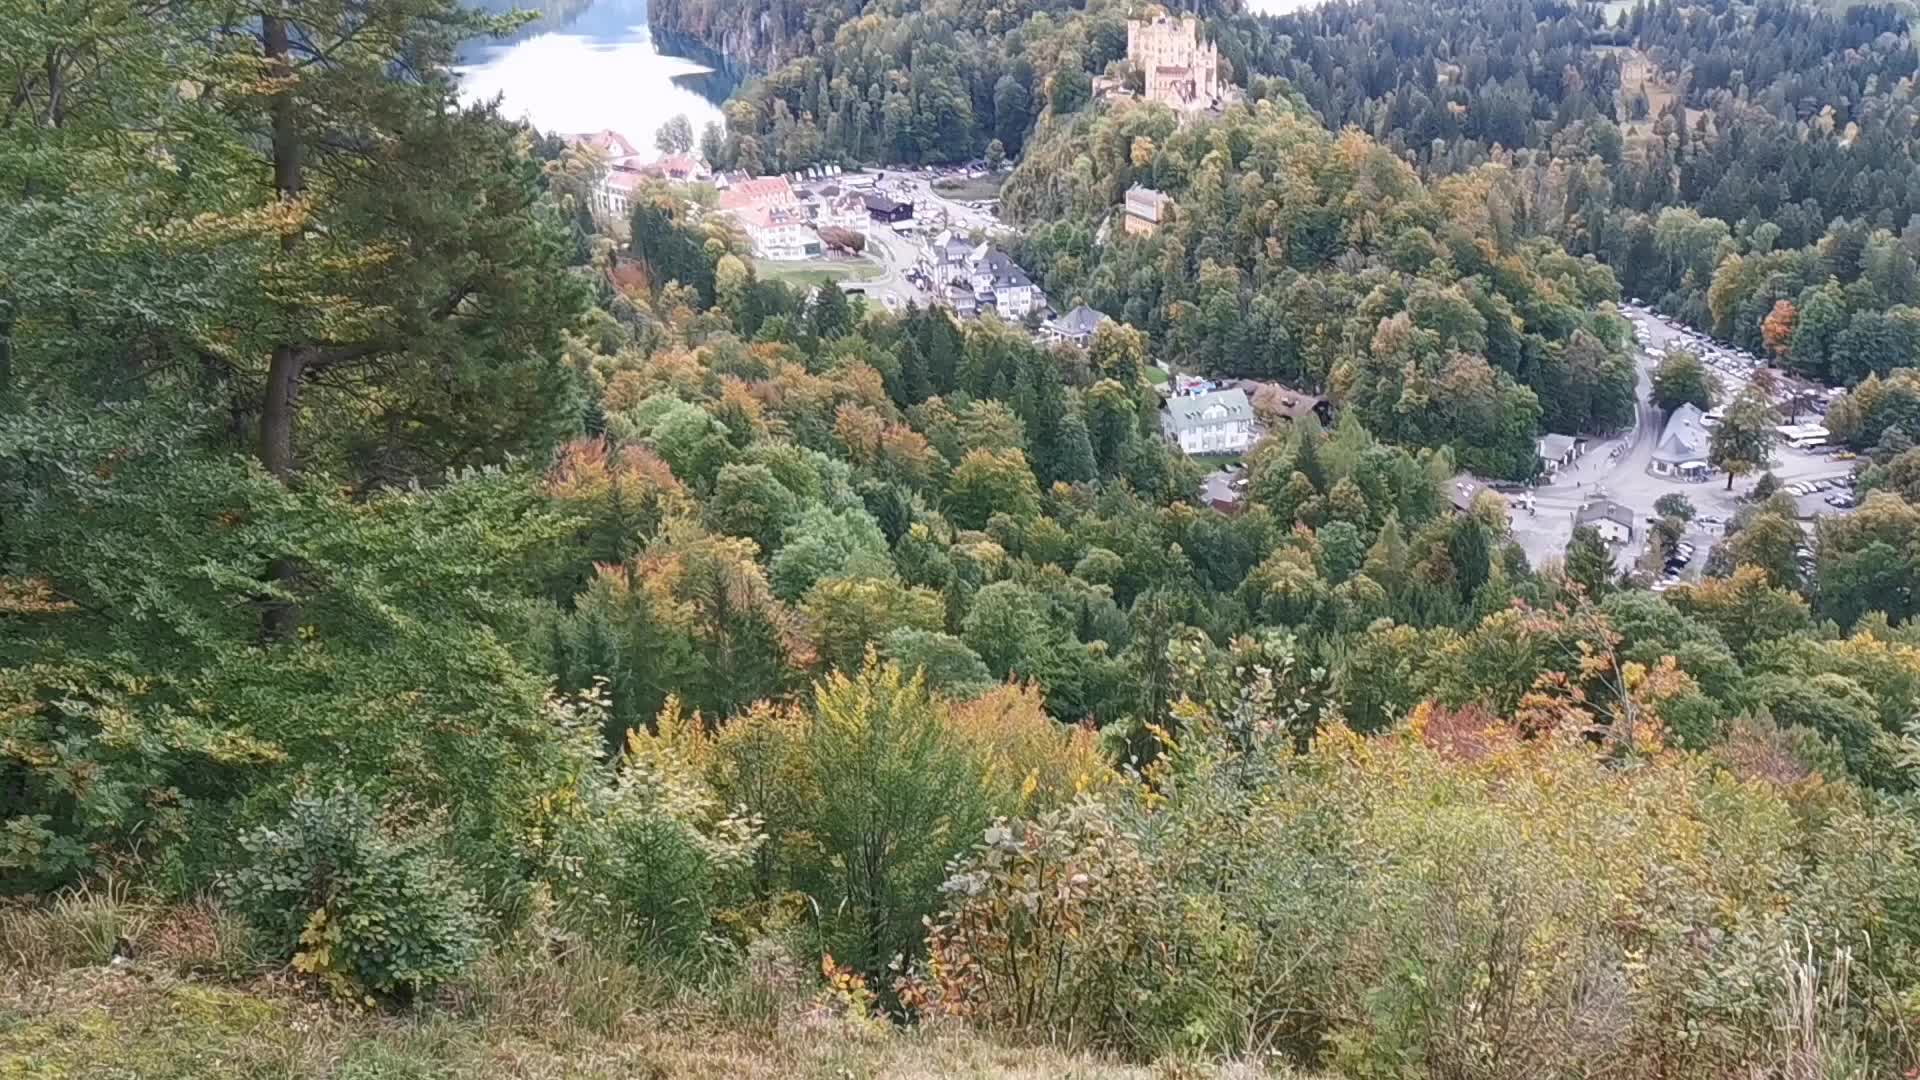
[1163,388,1255,455]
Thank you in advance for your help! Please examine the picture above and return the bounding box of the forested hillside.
[656,0,1147,170]
[1001,99,1636,475]
[665,0,1920,389]
[1222,0,1920,386]
[7,1,1920,1077]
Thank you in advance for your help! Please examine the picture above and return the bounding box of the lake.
[457,0,729,148]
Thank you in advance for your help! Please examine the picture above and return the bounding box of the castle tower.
[1127,12,1226,111]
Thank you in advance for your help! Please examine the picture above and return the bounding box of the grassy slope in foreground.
[0,898,1304,1079]
[0,968,1179,1079]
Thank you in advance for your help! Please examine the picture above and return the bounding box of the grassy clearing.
[0,896,1238,1079]
[0,971,1173,1080]
[931,174,1005,201]
[753,256,879,289]
[1145,364,1170,386]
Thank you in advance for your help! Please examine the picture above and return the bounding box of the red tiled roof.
[733,204,807,230]
[573,129,639,158]
[717,177,797,212]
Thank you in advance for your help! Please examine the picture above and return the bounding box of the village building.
[1202,467,1249,514]
[735,206,819,260]
[570,129,643,167]
[864,192,914,223]
[1446,473,1491,515]
[595,169,644,221]
[945,282,979,318]
[1650,403,1712,481]
[569,129,656,222]
[810,187,870,235]
[1247,382,1334,428]
[644,153,710,182]
[1537,432,1583,475]
[1124,186,1174,237]
[922,230,978,290]
[718,177,819,261]
[971,249,1042,320]
[1163,387,1256,455]
[718,177,800,215]
[1128,13,1227,111]
[1041,304,1112,347]
[1574,499,1637,544]
[920,235,1049,320]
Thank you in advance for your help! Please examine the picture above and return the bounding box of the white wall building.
[922,230,977,289]
[1650,403,1713,481]
[972,250,1041,319]
[1163,388,1256,455]
[736,206,820,261]
[813,191,870,234]
[595,169,643,221]
[1575,500,1636,544]
[718,176,819,261]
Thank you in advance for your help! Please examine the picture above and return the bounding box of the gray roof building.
[946,281,979,315]
[1125,185,1173,223]
[976,250,1033,290]
[1538,433,1580,463]
[1164,388,1252,433]
[1652,403,1710,467]
[1575,499,1636,535]
[1044,304,1111,343]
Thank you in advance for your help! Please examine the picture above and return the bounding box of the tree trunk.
[1725,470,1735,491]
[259,345,301,479]
[259,12,306,641]
[262,9,306,474]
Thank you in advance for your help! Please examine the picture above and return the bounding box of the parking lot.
[1503,303,1859,581]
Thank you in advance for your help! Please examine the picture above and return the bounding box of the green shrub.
[222,787,480,1003]
[538,700,762,971]
[918,800,1157,1044]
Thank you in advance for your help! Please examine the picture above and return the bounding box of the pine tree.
[1563,525,1616,598]
[898,335,934,406]
[1054,412,1099,485]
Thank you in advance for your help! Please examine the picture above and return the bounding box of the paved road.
[838,225,920,309]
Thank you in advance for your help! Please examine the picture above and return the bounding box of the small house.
[1575,500,1636,545]
[1041,304,1112,347]
[1650,404,1712,481]
[864,192,913,223]
[1537,433,1582,474]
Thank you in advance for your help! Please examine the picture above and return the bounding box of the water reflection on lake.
[458,0,727,147]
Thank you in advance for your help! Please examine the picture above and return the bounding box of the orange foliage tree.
[1761,298,1798,360]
